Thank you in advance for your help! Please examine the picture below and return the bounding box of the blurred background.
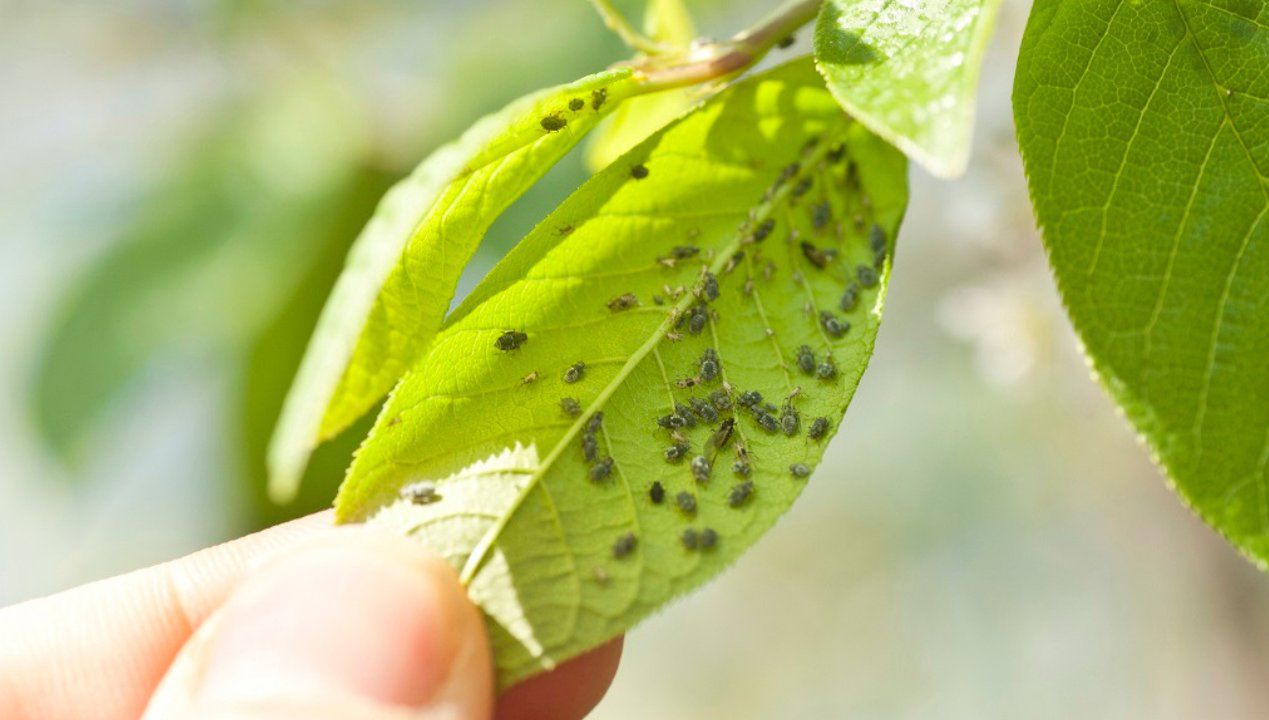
[2,0,1268,717]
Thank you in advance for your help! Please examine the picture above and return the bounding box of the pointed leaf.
[268,68,640,500]
[813,0,1003,177]
[341,60,909,687]
[1015,1,1269,565]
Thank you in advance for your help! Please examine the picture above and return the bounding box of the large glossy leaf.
[813,0,1002,178]
[1015,2,1269,564]
[341,60,909,687]
[268,68,640,501]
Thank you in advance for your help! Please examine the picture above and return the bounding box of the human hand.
[0,513,622,719]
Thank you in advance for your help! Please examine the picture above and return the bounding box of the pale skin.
[0,512,622,720]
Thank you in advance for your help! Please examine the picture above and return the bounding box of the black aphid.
[665,442,690,462]
[582,434,598,462]
[728,481,755,507]
[820,311,850,338]
[780,407,800,437]
[732,459,751,477]
[857,264,879,288]
[801,242,837,269]
[540,114,566,132]
[711,418,735,449]
[811,202,831,229]
[710,389,732,411]
[560,397,582,417]
[649,481,666,504]
[701,272,719,301]
[563,362,586,383]
[738,390,763,408]
[690,455,711,483]
[792,177,813,197]
[688,308,707,335]
[808,416,829,441]
[755,412,778,433]
[590,457,613,482]
[699,527,718,549]
[675,377,697,389]
[401,482,442,505]
[796,345,815,374]
[789,462,810,478]
[607,293,638,312]
[690,397,719,424]
[569,97,585,111]
[723,251,744,274]
[587,411,604,434]
[612,532,638,559]
[700,358,719,382]
[671,245,700,259]
[816,355,837,380]
[839,283,860,312]
[631,164,649,179]
[676,491,697,514]
[657,412,687,429]
[868,224,887,254]
[777,34,796,49]
[495,330,528,351]
[591,87,607,110]
[752,218,775,242]
[827,144,846,163]
[681,528,700,550]
[761,401,779,414]
[778,162,800,185]
[675,403,698,428]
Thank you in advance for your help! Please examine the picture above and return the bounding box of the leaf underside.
[342,59,909,688]
[1015,1,1269,564]
[813,0,1003,178]
[268,68,640,500]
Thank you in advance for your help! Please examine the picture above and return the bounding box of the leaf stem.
[631,0,821,90]
[587,0,676,55]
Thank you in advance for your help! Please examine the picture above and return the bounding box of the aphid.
[752,218,775,243]
[709,389,732,411]
[657,412,687,429]
[816,355,838,380]
[675,402,698,428]
[688,309,707,335]
[591,87,608,110]
[711,417,735,448]
[868,224,887,254]
[808,416,830,441]
[778,162,800,185]
[666,331,684,342]
[681,528,700,550]
[777,33,796,49]
[540,114,566,132]
[652,294,665,305]
[607,293,638,312]
[820,311,850,338]
[801,241,837,269]
[675,377,697,389]
[589,456,614,482]
[560,397,582,417]
[569,97,585,111]
[839,283,860,313]
[557,224,574,236]
[738,390,762,408]
[587,412,604,434]
[761,401,779,414]
[612,532,638,559]
[631,164,649,180]
[811,202,831,229]
[827,144,846,164]
[792,177,813,198]
[388,415,402,426]
[763,261,776,281]
[755,411,778,433]
[690,398,719,424]
[857,264,879,288]
[521,371,539,385]
[670,245,700,259]
[796,345,816,374]
[700,358,719,382]
[593,566,611,585]
[495,330,528,351]
[649,481,666,504]
[401,482,442,505]
[780,406,800,437]
[743,278,755,296]
[664,443,690,462]
[699,527,719,549]
[728,481,755,507]
[582,433,599,462]
[690,455,712,483]
[701,271,719,301]
[789,463,810,478]
[563,362,586,383]
[732,459,751,477]
[723,251,744,274]
[676,491,697,514]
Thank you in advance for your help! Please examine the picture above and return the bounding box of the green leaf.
[1014,2,1269,564]
[341,59,909,688]
[813,0,1003,178]
[268,68,641,501]
[585,0,698,171]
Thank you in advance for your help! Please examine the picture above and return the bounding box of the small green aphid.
[569,97,585,111]
[401,482,442,505]
[796,345,815,374]
[591,87,608,110]
[631,164,649,179]
[590,456,613,482]
[676,491,697,515]
[665,443,690,463]
[612,532,638,559]
[563,362,586,383]
[540,114,566,132]
[607,293,638,312]
[820,311,850,338]
[839,283,860,313]
[752,218,775,242]
[681,528,700,550]
[857,264,879,288]
[808,416,829,441]
[649,481,666,504]
[495,330,527,351]
[699,527,718,549]
[789,463,810,478]
[728,481,754,507]
[560,397,582,417]
[690,455,712,483]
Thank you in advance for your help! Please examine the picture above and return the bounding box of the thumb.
[143,529,493,720]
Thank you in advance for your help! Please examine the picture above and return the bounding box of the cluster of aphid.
[538,88,608,134]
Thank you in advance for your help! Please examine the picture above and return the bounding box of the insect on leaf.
[1015,1,1269,565]
[813,0,1003,178]
[268,68,641,501]
[342,59,909,688]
